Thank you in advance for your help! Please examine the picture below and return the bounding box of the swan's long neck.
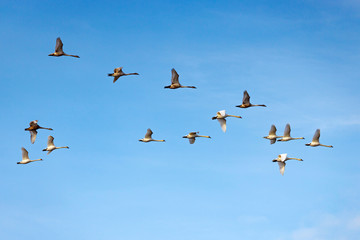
[125,73,139,75]
[39,127,53,130]
[287,158,303,161]
[181,86,196,88]
[292,137,305,140]
[320,144,333,148]
[251,104,266,107]
[227,115,242,118]
[31,159,42,162]
[153,140,165,142]
[197,135,211,138]
[56,146,69,149]
[64,53,80,58]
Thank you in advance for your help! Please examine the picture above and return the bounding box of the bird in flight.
[164,68,196,89]
[42,136,70,154]
[305,129,333,148]
[263,125,282,144]
[236,90,266,108]
[272,153,303,175]
[25,120,53,144]
[182,132,211,144]
[212,110,242,132]
[17,147,42,164]
[139,129,165,142]
[108,67,139,83]
[277,123,305,142]
[48,37,80,58]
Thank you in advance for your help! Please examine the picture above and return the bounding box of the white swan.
[305,129,333,148]
[139,128,165,142]
[212,110,242,132]
[25,120,53,144]
[263,125,282,144]
[164,68,196,89]
[278,123,305,142]
[17,147,42,164]
[272,153,303,175]
[182,132,211,144]
[48,37,79,58]
[236,90,266,108]
[108,67,139,83]
[42,136,70,154]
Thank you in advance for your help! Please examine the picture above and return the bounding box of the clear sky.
[1,0,360,239]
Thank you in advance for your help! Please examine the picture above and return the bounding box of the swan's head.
[138,139,143,142]
[48,53,54,56]
[17,162,21,164]
[272,159,278,162]
[182,136,187,138]
[211,116,217,120]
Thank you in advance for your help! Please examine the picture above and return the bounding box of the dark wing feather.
[55,37,64,53]
[171,68,180,84]
[242,90,250,104]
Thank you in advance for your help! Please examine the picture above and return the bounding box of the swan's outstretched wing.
[171,68,180,84]
[284,124,291,137]
[21,147,29,160]
[217,110,226,117]
[269,124,277,135]
[217,118,226,132]
[189,138,195,144]
[242,90,250,104]
[145,128,153,139]
[47,136,55,147]
[30,130,37,144]
[114,67,123,73]
[278,162,286,175]
[312,129,320,143]
[280,153,287,162]
[55,37,64,53]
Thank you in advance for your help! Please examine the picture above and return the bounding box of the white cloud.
[290,213,360,240]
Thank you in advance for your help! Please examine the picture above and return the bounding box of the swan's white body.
[305,129,333,148]
[182,132,211,144]
[43,136,69,154]
[212,110,242,132]
[17,147,42,164]
[263,125,282,144]
[278,124,304,142]
[139,129,165,142]
[272,153,303,175]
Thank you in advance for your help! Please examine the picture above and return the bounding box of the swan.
[278,123,305,142]
[305,129,333,148]
[108,67,139,83]
[236,90,266,108]
[25,120,53,144]
[139,128,165,142]
[272,153,303,175]
[42,136,69,154]
[212,110,242,132]
[164,68,196,89]
[182,132,211,144]
[48,37,80,58]
[17,147,42,164]
[263,125,282,144]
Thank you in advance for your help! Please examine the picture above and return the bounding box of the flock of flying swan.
[18,37,333,176]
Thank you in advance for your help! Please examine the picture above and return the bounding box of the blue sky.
[1,0,360,239]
